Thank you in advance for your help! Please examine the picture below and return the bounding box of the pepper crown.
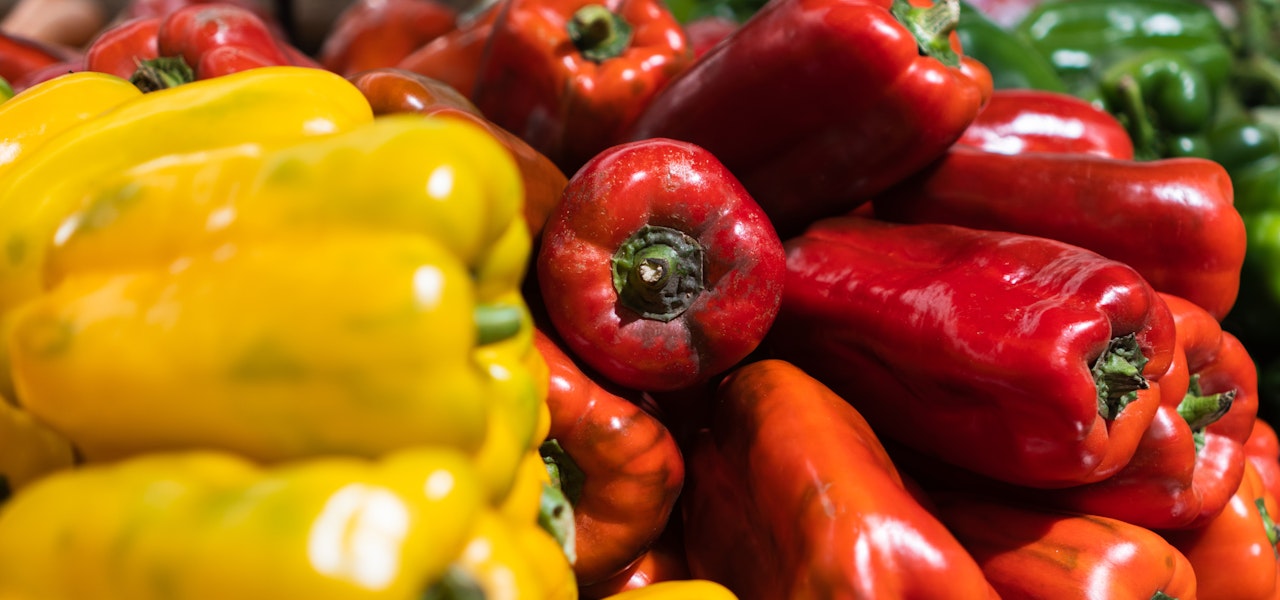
[568,3,634,63]
[890,0,962,69]
[611,225,705,322]
[1092,333,1149,420]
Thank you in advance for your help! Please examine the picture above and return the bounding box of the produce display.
[0,0,1277,598]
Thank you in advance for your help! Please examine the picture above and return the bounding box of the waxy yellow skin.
[601,581,740,600]
[8,114,542,503]
[441,510,578,600]
[0,393,74,492]
[0,449,485,600]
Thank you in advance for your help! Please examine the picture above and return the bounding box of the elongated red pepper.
[932,492,1199,600]
[346,68,569,240]
[318,0,458,77]
[1247,419,1280,503]
[0,31,72,86]
[395,7,497,98]
[470,0,693,173]
[767,216,1177,488]
[626,0,992,237]
[536,138,785,392]
[83,17,161,81]
[533,328,684,587]
[684,359,999,599]
[956,88,1135,159]
[871,147,1244,321]
[1162,461,1280,600]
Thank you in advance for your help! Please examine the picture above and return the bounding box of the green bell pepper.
[1100,48,1216,159]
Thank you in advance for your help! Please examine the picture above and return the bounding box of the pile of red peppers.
[2,0,1278,596]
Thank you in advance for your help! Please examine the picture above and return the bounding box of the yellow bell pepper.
[9,114,542,503]
[0,65,373,318]
[428,510,578,600]
[0,394,75,493]
[0,447,485,600]
[599,581,739,600]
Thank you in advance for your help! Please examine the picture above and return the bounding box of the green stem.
[890,0,961,68]
[420,566,485,600]
[537,439,579,564]
[1256,497,1280,559]
[611,225,704,322]
[473,303,523,346]
[129,56,195,92]
[1092,333,1150,421]
[567,4,634,63]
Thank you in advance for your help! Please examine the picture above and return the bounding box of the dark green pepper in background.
[956,1,1067,93]
[1100,48,1217,158]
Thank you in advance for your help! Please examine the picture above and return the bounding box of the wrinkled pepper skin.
[955,88,1135,159]
[683,359,1000,600]
[872,147,1244,320]
[0,396,75,494]
[154,2,296,79]
[534,328,684,586]
[1162,461,1280,600]
[1246,419,1280,503]
[9,115,543,505]
[598,580,739,600]
[932,492,1199,600]
[1016,292,1258,530]
[471,0,694,173]
[579,517,690,599]
[767,216,1177,488]
[537,138,785,392]
[318,0,458,76]
[347,68,569,240]
[0,448,486,600]
[626,0,992,237]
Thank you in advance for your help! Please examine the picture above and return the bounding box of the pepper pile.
[0,0,1274,597]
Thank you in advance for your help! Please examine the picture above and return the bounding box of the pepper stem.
[1256,497,1280,559]
[420,565,485,600]
[129,56,195,92]
[890,0,961,69]
[567,4,634,63]
[538,481,577,565]
[1151,593,1177,600]
[474,303,523,345]
[611,225,704,322]
[538,439,581,564]
[1092,333,1150,420]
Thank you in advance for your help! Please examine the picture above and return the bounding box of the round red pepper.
[84,17,162,81]
[536,138,785,392]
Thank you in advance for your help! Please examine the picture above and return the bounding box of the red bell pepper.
[932,492,1199,600]
[625,0,992,237]
[871,148,1244,321]
[956,88,1135,159]
[394,6,497,98]
[533,328,685,587]
[767,215,1177,488]
[83,17,162,81]
[578,514,691,599]
[0,31,74,87]
[470,0,694,173]
[1162,461,1280,600]
[536,138,785,392]
[317,0,458,77]
[1006,292,1258,530]
[683,359,999,599]
[346,68,569,240]
[1247,419,1280,512]
[117,0,278,30]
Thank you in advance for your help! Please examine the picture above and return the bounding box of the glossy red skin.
[625,0,992,237]
[871,147,1244,321]
[12,59,81,92]
[933,492,1199,600]
[1247,419,1280,504]
[1162,462,1280,600]
[471,0,693,174]
[394,7,496,98]
[683,360,1000,600]
[534,328,685,587]
[318,0,457,77]
[84,17,161,79]
[157,2,293,78]
[957,88,1135,159]
[537,138,785,392]
[118,0,277,28]
[577,515,690,599]
[346,67,568,239]
[683,15,736,59]
[1012,293,1258,529]
[767,216,1177,489]
[0,31,73,85]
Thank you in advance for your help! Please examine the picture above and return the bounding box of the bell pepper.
[1161,461,1280,600]
[1247,418,1280,513]
[955,0,1066,93]
[394,6,497,98]
[682,16,736,59]
[317,0,458,77]
[0,30,73,86]
[955,88,1135,159]
[470,0,694,174]
[626,0,992,237]
[0,65,373,321]
[536,138,785,392]
[683,359,999,599]
[10,114,543,505]
[597,580,740,600]
[83,16,163,81]
[871,148,1244,321]
[534,327,684,586]
[1098,48,1217,159]
[0,395,75,495]
[346,67,569,240]
[931,492,1199,600]
[766,216,1177,488]
[0,448,486,599]
[426,509,578,600]
[1014,0,1233,99]
[578,515,691,599]
[1009,292,1259,530]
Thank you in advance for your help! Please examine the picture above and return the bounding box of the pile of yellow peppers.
[0,66,735,600]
